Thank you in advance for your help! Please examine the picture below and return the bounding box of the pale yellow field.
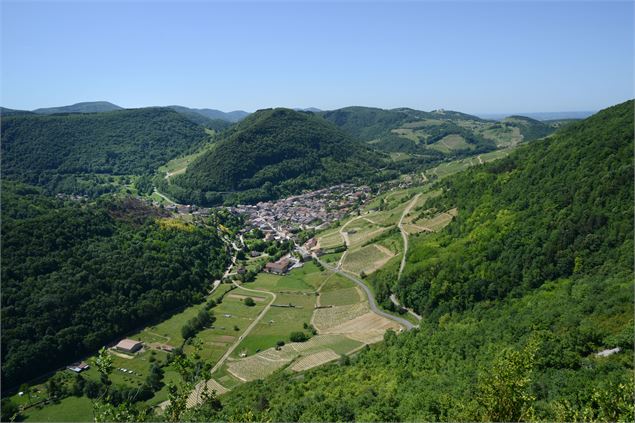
[326,312,402,343]
[290,349,340,372]
[312,302,370,331]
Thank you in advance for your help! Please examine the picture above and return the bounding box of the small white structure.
[596,347,621,357]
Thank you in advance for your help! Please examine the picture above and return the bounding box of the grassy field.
[231,291,316,357]
[24,396,94,422]
[187,287,271,360]
[319,287,361,306]
[341,244,394,275]
[245,262,325,292]
[135,284,233,347]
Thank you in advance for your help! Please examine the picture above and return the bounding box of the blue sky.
[1,1,633,113]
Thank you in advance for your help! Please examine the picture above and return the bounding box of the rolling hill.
[1,108,210,196]
[185,100,634,422]
[167,105,249,122]
[167,105,234,130]
[32,101,123,114]
[164,108,388,205]
[319,106,557,154]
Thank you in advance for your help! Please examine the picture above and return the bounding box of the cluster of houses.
[153,203,212,216]
[233,184,371,236]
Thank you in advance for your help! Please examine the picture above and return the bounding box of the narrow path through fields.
[397,194,421,280]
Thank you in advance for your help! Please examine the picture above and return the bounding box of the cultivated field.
[318,230,345,249]
[326,312,402,344]
[341,244,395,275]
[312,302,370,331]
[319,286,361,306]
[289,349,340,372]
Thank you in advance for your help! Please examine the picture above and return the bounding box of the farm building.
[115,339,143,354]
[67,362,90,373]
[264,258,291,275]
[304,238,317,249]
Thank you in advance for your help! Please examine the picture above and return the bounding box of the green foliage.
[397,100,634,318]
[1,108,208,196]
[0,398,20,421]
[319,106,411,141]
[181,309,216,341]
[1,182,228,388]
[167,108,387,205]
[244,297,256,307]
[184,101,633,422]
[289,331,309,342]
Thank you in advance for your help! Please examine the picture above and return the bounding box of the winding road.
[397,193,421,280]
[314,256,415,330]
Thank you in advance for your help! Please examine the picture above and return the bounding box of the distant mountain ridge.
[33,101,123,114]
[166,105,249,123]
[477,110,595,121]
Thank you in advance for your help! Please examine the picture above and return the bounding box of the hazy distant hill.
[32,101,123,114]
[478,110,595,121]
[320,106,555,154]
[163,108,387,205]
[167,105,249,122]
[1,108,209,195]
[167,105,234,130]
[0,107,34,116]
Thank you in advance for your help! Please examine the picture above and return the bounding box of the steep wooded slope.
[184,100,633,422]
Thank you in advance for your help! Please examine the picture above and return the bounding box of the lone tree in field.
[244,297,256,307]
[289,331,309,342]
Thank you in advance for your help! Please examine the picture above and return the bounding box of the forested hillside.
[32,101,123,114]
[1,108,209,196]
[183,101,633,422]
[320,106,556,154]
[164,108,389,205]
[167,106,234,130]
[0,182,230,389]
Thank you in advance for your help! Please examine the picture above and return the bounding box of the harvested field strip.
[326,312,402,344]
[318,231,345,249]
[290,349,340,372]
[187,379,228,407]
[341,244,394,275]
[348,227,387,248]
[226,355,292,381]
[228,294,266,302]
[413,209,456,232]
[312,302,370,331]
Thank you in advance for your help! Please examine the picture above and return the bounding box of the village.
[233,183,371,239]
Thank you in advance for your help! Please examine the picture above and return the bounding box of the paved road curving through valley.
[315,256,415,330]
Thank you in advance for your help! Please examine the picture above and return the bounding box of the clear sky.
[1,1,633,114]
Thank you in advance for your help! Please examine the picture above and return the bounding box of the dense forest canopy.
[0,108,210,195]
[181,101,634,422]
[395,99,633,318]
[165,108,389,205]
[0,182,231,389]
